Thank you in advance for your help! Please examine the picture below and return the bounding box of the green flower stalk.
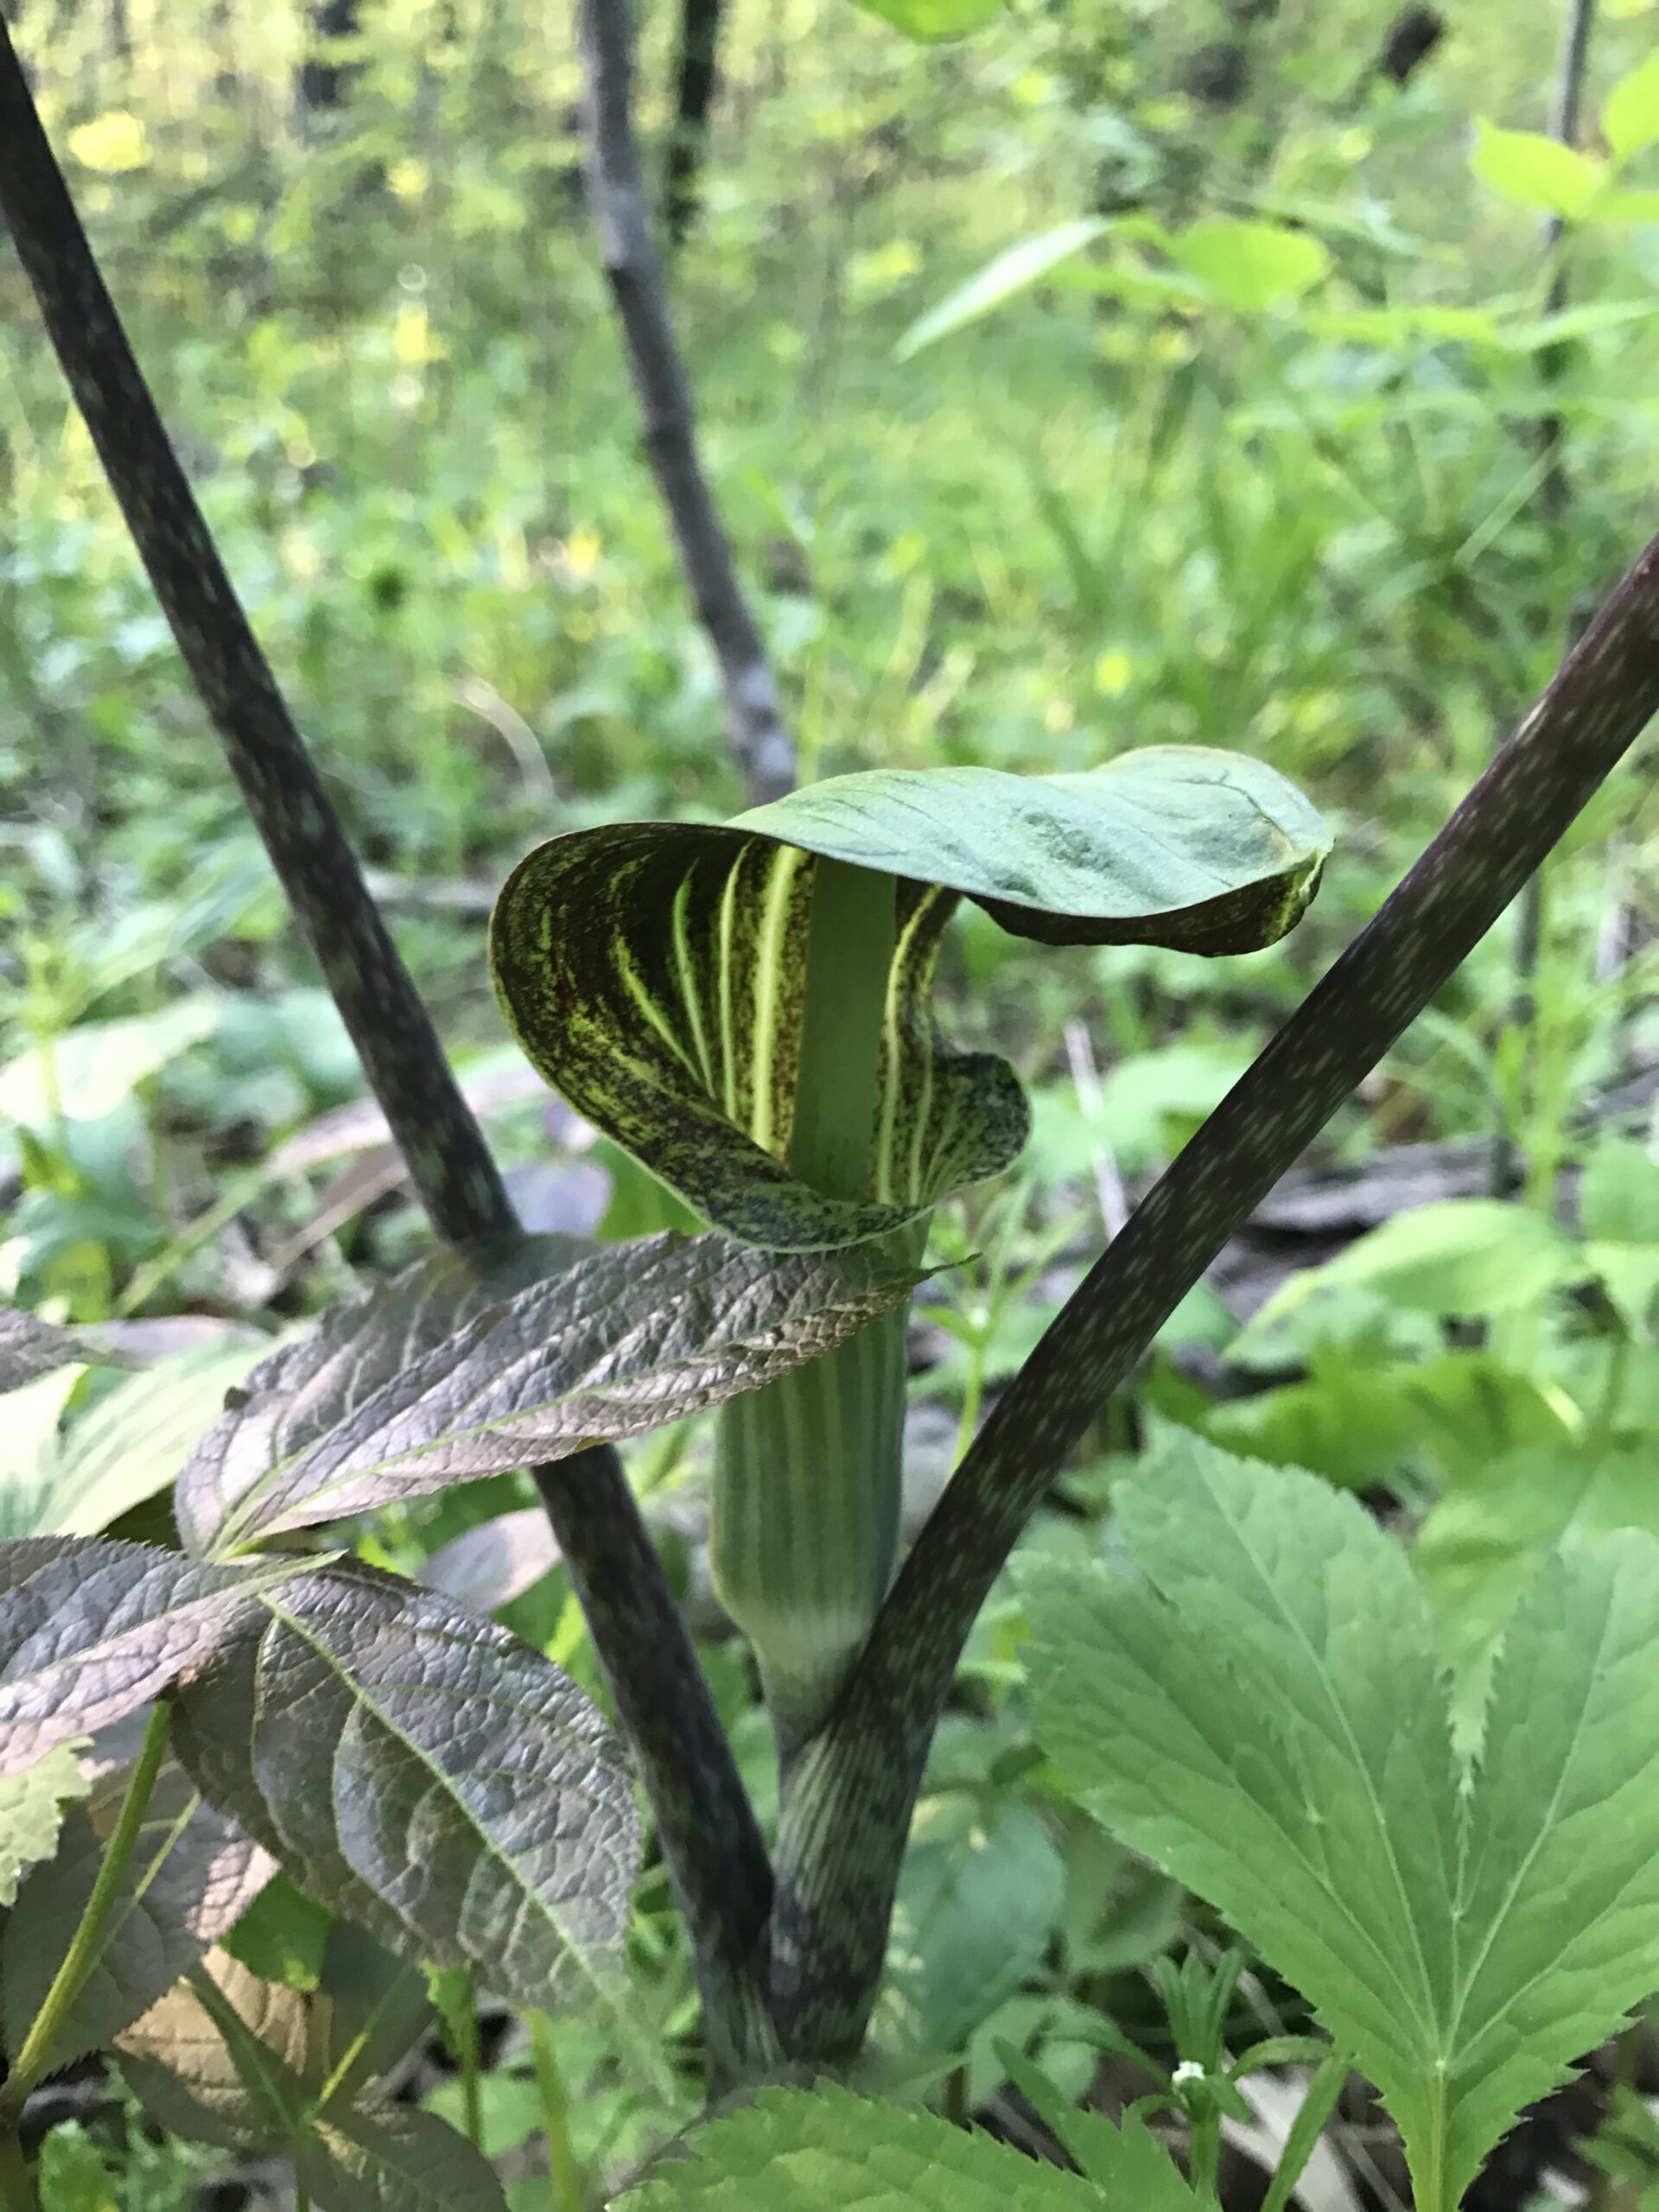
[491,748,1329,1748]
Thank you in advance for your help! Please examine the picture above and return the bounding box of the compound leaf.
[178,1231,921,1554]
[174,1564,639,2013]
[620,2084,1195,2206]
[117,1947,310,2153]
[296,2099,506,2212]
[1020,1434,1659,2212]
[3,1751,271,2064]
[0,1539,312,1776]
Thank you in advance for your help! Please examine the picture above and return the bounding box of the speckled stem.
[0,21,773,2088]
[769,530,1659,2061]
[579,0,795,806]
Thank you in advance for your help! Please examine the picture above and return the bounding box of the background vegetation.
[5,0,1659,2204]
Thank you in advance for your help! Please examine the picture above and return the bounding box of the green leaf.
[174,1563,639,2014]
[492,753,1326,1251]
[3,1751,271,2065]
[895,219,1108,359]
[874,1795,1065,2056]
[0,996,221,1131]
[117,1947,311,2152]
[1166,218,1330,312]
[35,2124,119,2212]
[1471,122,1605,219]
[1605,51,1659,163]
[297,2099,507,2212]
[4,1341,265,1542]
[620,2084,1194,2206]
[1021,1433,1659,2212]
[176,1231,923,1554]
[1245,1198,1574,1325]
[312,1919,435,2103]
[0,1738,90,1907]
[1588,187,1659,222]
[0,1538,313,1775]
[854,0,1003,38]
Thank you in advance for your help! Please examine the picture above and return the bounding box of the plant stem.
[0,22,775,2085]
[529,2009,582,2212]
[768,524,1659,2060]
[456,1982,484,2151]
[0,1702,171,2127]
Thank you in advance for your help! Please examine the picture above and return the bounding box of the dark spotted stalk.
[0,19,773,2088]
[769,531,1659,2058]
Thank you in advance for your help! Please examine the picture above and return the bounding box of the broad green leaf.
[0,1738,89,1906]
[1590,187,1659,222]
[895,219,1109,359]
[117,1947,310,2152]
[1244,1198,1575,1325]
[1471,123,1605,219]
[492,753,1326,1251]
[176,1230,922,1554]
[874,1795,1065,2056]
[0,996,219,1130]
[855,0,1003,37]
[174,1563,639,2013]
[1580,1137,1659,1242]
[1166,218,1330,313]
[297,2099,506,2212]
[1605,51,1659,162]
[35,2124,120,2209]
[0,1538,313,1775]
[1021,1434,1659,2212]
[312,1919,435,2103]
[3,1751,271,2065]
[620,2083,1196,2206]
[1415,1440,1659,1678]
[4,1341,265,1542]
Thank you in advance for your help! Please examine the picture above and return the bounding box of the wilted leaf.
[175,1564,639,2012]
[0,1738,90,1906]
[895,219,1109,359]
[3,1752,271,2064]
[619,2084,1197,2206]
[418,1509,560,1613]
[0,1539,313,1775]
[118,1948,310,2152]
[178,1231,922,1554]
[1022,1434,1659,2212]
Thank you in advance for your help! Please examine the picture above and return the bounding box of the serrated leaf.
[117,1947,310,2152]
[492,753,1326,1251]
[1021,1433,1659,2212]
[620,2083,1194,2206]
[1471,122,1605,218]
[1605,51,1659,162]
[874,1795,1065,2056]
[178,1231,921,1554]
[4,1342,266,1542]
[297,2099,507,2212]
[895,219,1109,359]
[0,1311,145,1395]
[0,1738,90,1906]
[0,1539,314,1775]
[3,1752,271,2064]
[174,1564,639,2013]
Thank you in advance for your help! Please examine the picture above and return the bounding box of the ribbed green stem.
[712,857,904,1753]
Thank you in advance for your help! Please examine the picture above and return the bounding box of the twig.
[769,526,1659,2059]
[0,17,773,2088]
[1494,0,1597,1198]
[578,0,794,805]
